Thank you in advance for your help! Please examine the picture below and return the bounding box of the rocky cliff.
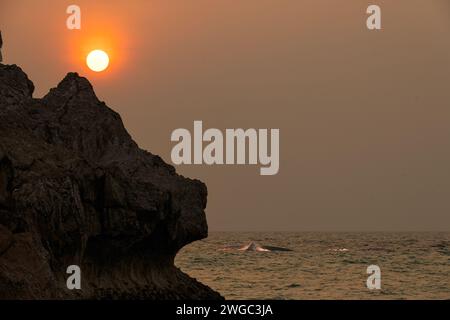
[0,63,222,300]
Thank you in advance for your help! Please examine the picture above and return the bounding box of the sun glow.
[86,49,110,72]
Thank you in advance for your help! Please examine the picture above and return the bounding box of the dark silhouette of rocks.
[0,63,222,300]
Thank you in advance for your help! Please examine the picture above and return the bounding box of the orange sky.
[1,0,450,231]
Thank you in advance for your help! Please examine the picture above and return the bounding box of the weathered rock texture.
[0,63,222,300]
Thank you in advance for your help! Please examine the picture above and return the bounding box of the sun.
[86,50,110,72]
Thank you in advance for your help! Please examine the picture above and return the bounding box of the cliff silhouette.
[0,62,222,299]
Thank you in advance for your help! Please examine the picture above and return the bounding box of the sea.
[175,232,450,300]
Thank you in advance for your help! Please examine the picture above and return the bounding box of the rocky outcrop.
[0,63,222,300]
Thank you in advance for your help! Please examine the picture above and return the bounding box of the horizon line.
[208,230,450,233]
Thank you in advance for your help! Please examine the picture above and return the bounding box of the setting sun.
[86,49,109,72]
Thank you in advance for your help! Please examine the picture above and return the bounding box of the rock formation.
[0,63,222,300]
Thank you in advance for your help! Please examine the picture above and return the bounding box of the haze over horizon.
[1,0,450,231]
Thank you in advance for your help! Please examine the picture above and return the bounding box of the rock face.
[0,63,222,300]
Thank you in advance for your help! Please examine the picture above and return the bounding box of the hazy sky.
[1,0,450,231]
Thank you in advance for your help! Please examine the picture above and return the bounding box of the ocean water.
[175,232,450,299]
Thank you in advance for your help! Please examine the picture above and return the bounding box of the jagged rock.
[0,63,222,300]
